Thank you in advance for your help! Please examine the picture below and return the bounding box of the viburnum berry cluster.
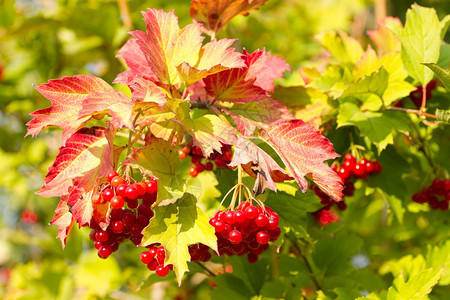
[412,178,450,210]
[311,153,383,226]
[179,143,233,177]
[140,245,173,277]
[209,201,280,263]
[87,170,158,260]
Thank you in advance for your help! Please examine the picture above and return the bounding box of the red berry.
[89,230,96,241]
[111,176,125,188]
[156,265,169,277]
[157,246,166,259]
[95,230,109,242]
[102,188,115,202]
[266,218,279,230]
[239,201,250,211]
[228,230,242,244]
[147,258,159,271]
[225,211,236,224]
[353,163,366,178]
[338,167,351,180]
[140,251,154,264]
[256,231,270,245]
[122,212,136,227]
[244,206,259,219]
[179,149,188,159]
[189,166,198,177]
[373,161,382,173]
[213,220,225,232]
[205,162,214,171]
[138,204,153,219]
[247,253,259,263]
[365,161,375,173]
[146,178,158,194]
[127,198,139,209]
[234,210,246,223]
[98,245,112,258]
[268,228,281,241]
[111,196,125,209]
[125,184,139,200]
[111,220,124,234]
[116,183,128,198]
[255,214,269,228]
[106,170,119,183]
[94,240,102,249]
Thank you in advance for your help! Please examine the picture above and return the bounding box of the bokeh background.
[0,0,449,299]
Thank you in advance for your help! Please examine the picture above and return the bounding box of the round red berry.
[110,176,125,188]
[140,251,154,264]
[228,230,242,244]
[256,231,270,245]
[95,230,109,242]
[106,170,118,183]
[189,166,198,177]
[156,265,169,277]
[110,196,125,209]
[111,220,124,233]
[98,245,112,258]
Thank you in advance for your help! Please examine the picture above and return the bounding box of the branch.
[195,262,216,277]
[387,106,436,119]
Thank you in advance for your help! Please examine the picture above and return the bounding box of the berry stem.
[195,262,216,277]
[238,165,243,205]
[126,109,143,157]
[420,84,427,113]
[387,106,436,120]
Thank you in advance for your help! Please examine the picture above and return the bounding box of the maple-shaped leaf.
[202,49,288,103]
[37,126,114,199]
[123,137,188,204]
[261,119,343,201]
[223,98,293,135]
[190,0,268,36]
[367,17,402,55]
[140,193,217,285]
[129,9,204,86]
[229,137,292,195]
[177,38,245,86]
[127,77,167,107]
[26,75,113,143]
[50,195,76,248]
[78,89,135,130]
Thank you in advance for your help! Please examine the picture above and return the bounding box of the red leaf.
[262,119,343,201]
[229,137,292,195]
[79,89,135,129]
[37,126,114,199]
[223,98,293,135]
[130,9,204,86]
[50,195,76,248]
[202,49,289,103]
[190,0,268,35]
[26,75,113,143]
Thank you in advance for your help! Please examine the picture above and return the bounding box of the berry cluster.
[336,153,382,182]
[20,209,39,224]
[311,185,343,226]
[140,245,173,277]
[87,170,157,259]
[412,178,450,210]
[179,143,233,177]
[188,243,213,263]
[209,201,281,263]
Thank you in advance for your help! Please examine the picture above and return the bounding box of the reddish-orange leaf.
[50,195,76,248]
[262,119,343,201]
[78,89,134,130]
[130,9,204,86]
[177,38,245,85]
[37,126,114,199]
[223,98,293,135]
[190,0,268,35]
[229,137,292,195]
[26,75,113,143]
[202,49,289,103]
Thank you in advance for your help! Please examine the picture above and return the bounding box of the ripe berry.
[127,198,139,209]
[353,163,366,178]
[116,183,128,198]
[178,149,188,159]
[338,167,351,180]
[255,214,269,228]
[98,245,113,258]
[156,265,169,277]
[245,206,259,219]
[189,166,198,177]
[247,252,258,263]
[122,212,136,227]
[110,196,125,209]
[234,210,246,223]
[102,188,114,202]
[256,231,270,245]
[89,230,96,241]
[140,251,154,264]
[110,176,125,188]
[147,258,159,271]
[106,170,118,183]
[266,218,279,230]
[213,220,225,232]
[228,230,242,244]
[146,178,158,194]
[205,162,214,171]
[111,220,124,233]
[125,184,139,200]
[156,246,166,259]
[95,230,109,242]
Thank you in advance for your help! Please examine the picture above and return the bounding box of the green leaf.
[334,288,363,300]
[387,268,444,300]
[387,4,441,85]
[124,137,188,204]
[439,14,450,40]
[316,31,364,64]
[435,109,450,124]
[337,102,409,153]
[379,189,405,224]
[210,274,254,300]
[230,255,267,294]
[313,235,363,276]
[265,190,322,238]
[140,193,217,285]
[426,240,450,285]
[422,63,450,91]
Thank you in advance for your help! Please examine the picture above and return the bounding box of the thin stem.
[238,165,243,205]
[195,262,216,277]
[388,106,436,119]
[126,110,143,156]
[420,84,427,112]
[117,0,133,30]
[286,235,321,291]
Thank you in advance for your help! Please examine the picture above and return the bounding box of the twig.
[387,107,436,119]
[196,262,216,277]
[286,235,321,291]
[117,0,133,30]
[420,84,427,113]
